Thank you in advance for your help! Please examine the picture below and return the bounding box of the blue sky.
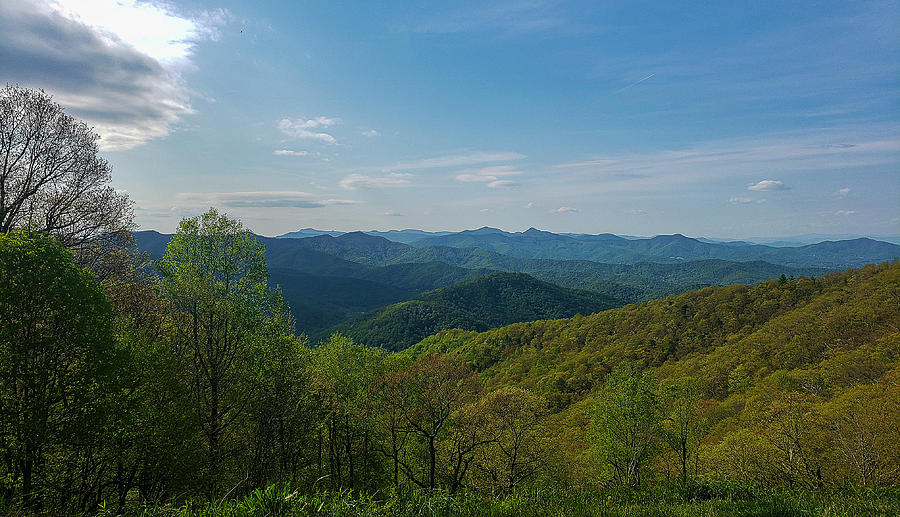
[2,0,898,237]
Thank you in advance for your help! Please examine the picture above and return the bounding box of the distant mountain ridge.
[277,226,900,247]
[318,272,620,350]
[277,228,453,243]
[407,229,899,268]
[133,229,880,337]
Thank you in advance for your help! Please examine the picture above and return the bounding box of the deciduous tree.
[0,86,132,247]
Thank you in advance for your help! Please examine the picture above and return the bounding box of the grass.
[98,482,900,517]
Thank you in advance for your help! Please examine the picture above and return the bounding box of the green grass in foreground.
[94,482,900,517]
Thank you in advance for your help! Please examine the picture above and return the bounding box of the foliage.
[4,208,899,514]
[0,230,125,511]
[413,261,900,490]
[157,208,294,496]
[320,272,618,350]
[591,363,661,488]
[0,85,132,247]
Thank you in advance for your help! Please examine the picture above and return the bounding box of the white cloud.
[392,151,525,171]
[543,127,900,197]
[361,129,380,137]
[525,201,535,208]
[455,165,522,187]
[747,179,789,191]
[630,209,647,215]
[277,117,341,144]
[319,199,359,206]
[381,210,403,216]
[729,197,754,204]
[757,199,767,204]
[835,210,856,216]
[273,149,309,156]
[339,173,413,190]
[0,0,229,150]
[838,187,851,196]
[175,191,357,208]
[550,206,578,214]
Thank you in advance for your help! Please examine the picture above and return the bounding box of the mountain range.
[133,228,898,339]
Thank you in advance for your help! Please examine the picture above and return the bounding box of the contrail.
[614,73,656,94]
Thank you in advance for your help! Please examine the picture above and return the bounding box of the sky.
[2,0,898,238]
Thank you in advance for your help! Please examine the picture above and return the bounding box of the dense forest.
[317,272,620,350]
[135,229,839,334]
[2,217,898,514]
[2,86,899,515]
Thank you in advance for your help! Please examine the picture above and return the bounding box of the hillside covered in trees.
[318,272,620,350]
[134,230,834,335]
[409,261,900,488]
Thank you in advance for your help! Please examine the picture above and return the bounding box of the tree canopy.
[0,85,132,247]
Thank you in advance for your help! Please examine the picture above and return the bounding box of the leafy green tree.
[243,315,317,488]
[470,387,549,494]
[0,86,133,247]
[311,334,385,491]
[0,231,123,510]
[591,362,660,488]
[158,208,277,496]
[393,354,481,492]
[660,376,705,482]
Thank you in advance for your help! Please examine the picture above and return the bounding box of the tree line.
[0,212,556,513]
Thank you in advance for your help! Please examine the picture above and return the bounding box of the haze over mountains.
[134,227,900,347]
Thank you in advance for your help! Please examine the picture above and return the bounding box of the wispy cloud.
[729,197,754,204]
[175,191,358,209]
[361,129,380,137]
[273,149,309,156]
[277,116,341,144]
[455,165,522,187]
[838,187,851,196]
[0,0,230,150]
[550,206,577,214]
[391,151,525,171]
[545,127,899,197]
[614,73,655,94]
[339,173,413,190]
[747,179,789,191]
[835,209,856,216]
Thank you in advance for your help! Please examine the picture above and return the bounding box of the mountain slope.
[407,262,900,484]
[134,231,496,334]
[319,272,621,351]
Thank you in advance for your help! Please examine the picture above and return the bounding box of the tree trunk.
[428,437,436,492]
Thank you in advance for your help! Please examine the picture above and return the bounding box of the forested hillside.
[4,216,898,516]
[134,230,832,335]
[409,261,900,487]
[319,272,620,350]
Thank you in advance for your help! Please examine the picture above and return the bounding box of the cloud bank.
[0,0,229,150]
